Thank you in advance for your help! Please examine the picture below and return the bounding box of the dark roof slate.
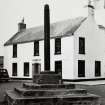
[4,17,86,46]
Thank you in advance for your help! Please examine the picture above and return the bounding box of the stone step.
[23,83,75,89]
[6,90,100,105]
[14,87,87,96]
[33,73,61,84]
[6,90,100,102]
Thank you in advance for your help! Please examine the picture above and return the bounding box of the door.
[78,60,85,77]
[55,61,62,78]
[95,61,101,77]
[32,63,41,77]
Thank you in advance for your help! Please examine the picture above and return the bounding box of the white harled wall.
[4,35,74,79]
[74,15,105,79]
[62,36,74,79]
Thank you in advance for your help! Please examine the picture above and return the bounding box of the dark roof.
[4,17,86,46]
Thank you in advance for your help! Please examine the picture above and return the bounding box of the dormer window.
[34,41,39,56]
[13,44,17,58]
[55,38,61,55]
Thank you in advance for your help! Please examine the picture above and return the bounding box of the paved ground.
[65,80,105,105]
[0,80,32,103]
[0,80,105,104]
[69,80,105,85]
[76,84,105,105]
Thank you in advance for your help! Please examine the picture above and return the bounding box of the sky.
[0,0,105,56]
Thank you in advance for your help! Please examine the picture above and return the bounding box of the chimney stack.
[18,18,26,32]
[44,4,50,71]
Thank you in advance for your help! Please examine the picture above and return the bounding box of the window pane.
[79,37,85,54]
[55,38,61,54]
[13,44,17,58]
[34,41,39,56]
[12,63,17,76]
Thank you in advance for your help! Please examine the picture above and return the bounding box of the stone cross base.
[33,71,62,84]
[5,82,100,105]
[5,72,101,105]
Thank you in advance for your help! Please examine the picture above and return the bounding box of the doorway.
[78,60,85,77]
[95,61,101,77]
[32,63,41,77]
[55,61,62,78]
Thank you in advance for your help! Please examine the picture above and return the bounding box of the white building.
[4,3,105,81]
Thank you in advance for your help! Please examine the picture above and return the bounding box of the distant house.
[4,2,105,81]
[0,56,4,68]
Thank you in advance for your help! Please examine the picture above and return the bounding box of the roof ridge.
[27,16,85,30]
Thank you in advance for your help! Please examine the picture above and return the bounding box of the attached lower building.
[4,3,105,81]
